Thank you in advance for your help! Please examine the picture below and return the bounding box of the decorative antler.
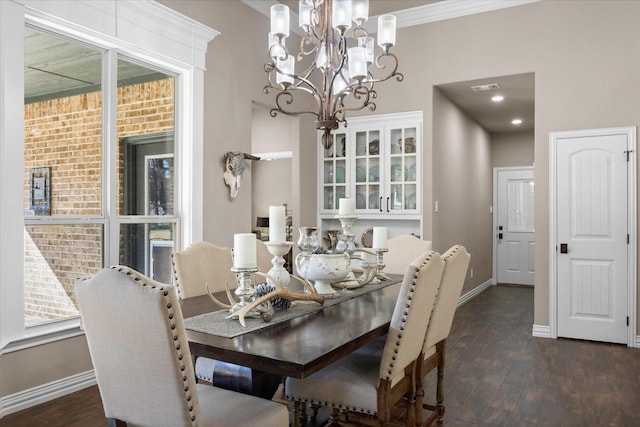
[206,281,238,309]
[231,272,325,327]
[351,248,390,281]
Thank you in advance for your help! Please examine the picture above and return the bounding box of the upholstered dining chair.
[284,250,445,427]
[171,241,237,299]
[385,234,433,275]
[172,242,255,391]
[415,245,470,426]
[77,266,289,427]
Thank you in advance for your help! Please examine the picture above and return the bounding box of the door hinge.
[628,234,630,244]
[625,150,634,162]
[627,316,629,327]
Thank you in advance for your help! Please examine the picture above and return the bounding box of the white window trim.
[0,0,217,353]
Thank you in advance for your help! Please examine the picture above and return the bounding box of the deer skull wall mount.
[223,151,260,199]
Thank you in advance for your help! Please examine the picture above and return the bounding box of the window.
[23,29,179,326]
[0,0,217,350]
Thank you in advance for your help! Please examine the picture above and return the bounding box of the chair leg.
[405,389,416,427]
[415,364,425,427]
[290,401,302,427]
[435,341,446,422]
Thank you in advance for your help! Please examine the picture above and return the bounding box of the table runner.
[184,279,398,338]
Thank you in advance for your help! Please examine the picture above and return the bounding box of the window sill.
[1,319,84,355]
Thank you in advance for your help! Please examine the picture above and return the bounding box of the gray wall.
[250,103,294,227]
[433,87,493,295]
[492,131,535,168]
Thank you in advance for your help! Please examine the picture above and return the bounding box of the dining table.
[180,274,403,397]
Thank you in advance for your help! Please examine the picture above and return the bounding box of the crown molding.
[392,0,540,29]
[243,0,540,33]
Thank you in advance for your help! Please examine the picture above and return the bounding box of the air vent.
[470,83,501,92]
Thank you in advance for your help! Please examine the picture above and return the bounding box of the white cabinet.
[320,130,348,212]
[319,111,422,219]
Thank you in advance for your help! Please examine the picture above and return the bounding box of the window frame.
[0,0,217,353]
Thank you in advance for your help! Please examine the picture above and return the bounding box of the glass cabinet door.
[388,125,418,212]
[321,131,347,211]
[354,128,382,212]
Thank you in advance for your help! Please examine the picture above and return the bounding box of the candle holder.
[264,241,294,289]
[229,266,261,319]
[374,248,390,280]
[335,214,357,255]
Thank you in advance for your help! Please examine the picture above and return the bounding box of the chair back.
[423,245,470,352]
[379,250,444,386]
[385,234,433,275]
[77,266,202,426]
[172,241,236,298]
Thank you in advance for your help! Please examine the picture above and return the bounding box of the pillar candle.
[372,227,387,249]
[234,233,257,269]
[269,205,286,243]
[338,198,355,216]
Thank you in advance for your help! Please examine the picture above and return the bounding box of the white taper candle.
[234,233,257,269]
[269,205,287,243]
[372,227,388,249]
[338,198,355,216]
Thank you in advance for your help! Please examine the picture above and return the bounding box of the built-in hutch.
[318,111,423,244]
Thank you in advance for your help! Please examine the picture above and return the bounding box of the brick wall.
[23,78,175,322]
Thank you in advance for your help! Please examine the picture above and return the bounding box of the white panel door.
[496,168,535,285]
[556,132,629,343]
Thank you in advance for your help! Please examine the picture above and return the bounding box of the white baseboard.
[0,370,96,418]
[532,324,551,338]
[457,279,492,307]
[635,335,640,348]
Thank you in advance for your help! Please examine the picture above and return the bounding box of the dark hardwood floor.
[3,285,639,426]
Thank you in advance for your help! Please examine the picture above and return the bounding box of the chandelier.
[264,0,403,149]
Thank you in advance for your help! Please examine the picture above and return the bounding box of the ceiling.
[438,73,535,133]
[25,1,534,134]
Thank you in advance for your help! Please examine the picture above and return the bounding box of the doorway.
[550,127,637,345]
[493,167,534,285]
[121,132,174,283]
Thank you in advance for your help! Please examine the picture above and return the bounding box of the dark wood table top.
[180,275,402,379]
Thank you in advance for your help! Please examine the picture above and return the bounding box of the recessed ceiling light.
[491,95,504,102]
[512,118,523,125]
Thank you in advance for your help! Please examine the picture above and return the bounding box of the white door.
[495,168,535,285]
[554,129,633,344]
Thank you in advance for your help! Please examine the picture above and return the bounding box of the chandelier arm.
[272,90,320,119]
[267,58,319,95]
[292,61,320,84]
[269,44,291,62]
[299,32,320,59]
[306,20,324,44]
[335,87,377,115]
[349,26,370,40]
[369,52,404,84]
[325,36,349,110]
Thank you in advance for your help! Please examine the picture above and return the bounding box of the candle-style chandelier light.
[264,0,403,149]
